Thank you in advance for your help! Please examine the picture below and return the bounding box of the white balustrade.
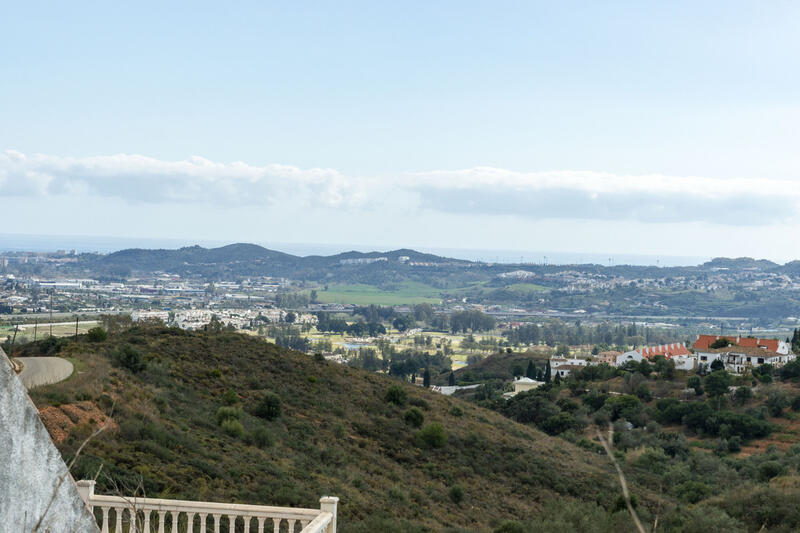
[76,480,337,533]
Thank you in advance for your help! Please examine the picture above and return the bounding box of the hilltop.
[23,326,645,532]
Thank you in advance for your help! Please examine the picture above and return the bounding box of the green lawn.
[504,283,550,293]
[315,282,442,305]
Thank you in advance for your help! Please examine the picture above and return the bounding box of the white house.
[614,351,645,367]
[695,346,796,374]
[512,377,544,394]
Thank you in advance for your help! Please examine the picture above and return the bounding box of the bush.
[792,395,800,412]
[448,484,465,504]
[221,419,245,438]
[733,386,753,405]
[449,405,464,417]
[111,344,146,373]
[404,407,425,428]
[385,385,408,406]
[86,327,108,342]
[222,389,240,406]
[635,383,653,402]
[251,427,275,448]
[675,480,712,503]
[767,389,789,417]
[417,423,447,448]
[758,460,785,481]
[255,392,282,420]
[687,376,704,396]
[216,406,242,425]
[494,522,525,533]
[408,397,430,410]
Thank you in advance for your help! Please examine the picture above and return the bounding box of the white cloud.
[2,150,799,226]
[0,150,365,209]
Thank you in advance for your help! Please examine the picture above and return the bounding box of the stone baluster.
[256,517,265,533]
[288,519,296,532]
[213,513,222,533]
[301,520,309,529]
[143,509,152,532]
[320,496,339,533]
[199,513,208,533]
[157,510,166,533]
[171,511,180,532]
[115,507,123,532]
[227,514,236,533]
[100,507,110,533]
[272,518,281,533]
[129,508,137,533]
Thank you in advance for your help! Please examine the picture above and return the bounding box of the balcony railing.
[76,480,337,533]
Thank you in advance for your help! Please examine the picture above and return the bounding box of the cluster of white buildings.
[545,335,796,379]
[131,308,318,330]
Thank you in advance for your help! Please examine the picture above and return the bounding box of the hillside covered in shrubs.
[22,324,641,532]
[20,324,800,531]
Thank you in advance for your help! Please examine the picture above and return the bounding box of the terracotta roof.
[694,334,779,352]
[636,343,690,359]
[697,346,783,357]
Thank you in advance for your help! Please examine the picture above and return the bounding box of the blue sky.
[2,1,800,262]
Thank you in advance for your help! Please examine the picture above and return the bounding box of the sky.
[1,1,800,263]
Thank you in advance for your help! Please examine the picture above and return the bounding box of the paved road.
[15,357,74,389]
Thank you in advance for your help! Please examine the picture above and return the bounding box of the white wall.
[0,348,99,533]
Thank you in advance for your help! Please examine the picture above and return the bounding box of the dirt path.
[15,357,74,389]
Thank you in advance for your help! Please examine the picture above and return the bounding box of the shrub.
[86,327,108,342]
[448,484,465,504]
[255,392,282,420]
[221,419,245,438]
[251,427,275,448]
[758,460,785,481]
[733,386,753,405]
[385,385,408,406]
[675,480,712,503]
[767,389,789,417]
[409,397,430,410]
[404,407,425,428]
[216,406,242,425]
[111,344,146,373]
[687,376,704,396]
[449,405,464,417]
[222,389,240,406]
[494,522,525,533]
[792,395,800,412]
[417,423,447,448]
[635,383,653,402]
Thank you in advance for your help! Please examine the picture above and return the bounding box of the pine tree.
[545,360,552,383]
[448,372,455,386]
[525,360,536,379]
[423,367,431,388]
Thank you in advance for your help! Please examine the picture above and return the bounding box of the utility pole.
[34,319,38,342]
[75,316,79,341]
[49,292,53,337]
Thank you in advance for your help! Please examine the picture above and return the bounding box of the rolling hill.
[23,325,653,532]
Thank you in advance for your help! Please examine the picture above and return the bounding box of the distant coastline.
[0,233,711,267]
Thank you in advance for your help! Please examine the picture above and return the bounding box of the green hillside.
[23,325,645,532]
